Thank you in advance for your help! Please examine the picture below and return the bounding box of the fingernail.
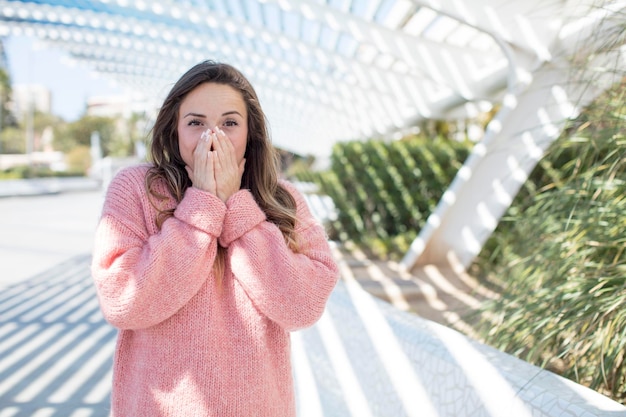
[201,129,210,141]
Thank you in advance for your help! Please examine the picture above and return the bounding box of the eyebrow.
[183,112,205,118]
[222,110,244,117]
[182,111,244,118]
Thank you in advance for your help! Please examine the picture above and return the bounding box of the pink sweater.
[91,164,339,417]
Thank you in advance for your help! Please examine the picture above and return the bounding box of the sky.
[4,35,126,121]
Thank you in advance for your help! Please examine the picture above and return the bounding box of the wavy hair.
[146,61,299,275]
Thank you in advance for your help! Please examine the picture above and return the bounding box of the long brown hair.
[146,61,299,276]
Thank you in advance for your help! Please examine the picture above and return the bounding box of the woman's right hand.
[186,129,217,194]
[211,127,245,203]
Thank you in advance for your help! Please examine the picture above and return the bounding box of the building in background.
[86,94,152,119]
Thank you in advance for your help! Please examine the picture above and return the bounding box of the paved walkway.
[0,189,103,287]
[1,190,625,416]
[331,243,496,338]
[0,190,108,416]
[0,249,490,417]
[0,254,115,417]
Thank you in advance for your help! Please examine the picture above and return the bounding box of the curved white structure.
[400,1,626,269]
[1,0,623,269]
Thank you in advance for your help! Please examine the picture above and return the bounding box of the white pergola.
[1,0,624,271]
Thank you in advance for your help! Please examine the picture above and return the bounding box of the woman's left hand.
[212,127,246,203]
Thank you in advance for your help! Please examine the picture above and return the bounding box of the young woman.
[91,60,339,416]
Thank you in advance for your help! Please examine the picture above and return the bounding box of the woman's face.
[177,82,248,170]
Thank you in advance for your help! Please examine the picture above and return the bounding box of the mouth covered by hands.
[185,127,246,203]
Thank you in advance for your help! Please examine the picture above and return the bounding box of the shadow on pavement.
[0,254,114,417]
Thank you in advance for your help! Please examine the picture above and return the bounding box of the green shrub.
[293,135,471,260]
[0,164,55,179]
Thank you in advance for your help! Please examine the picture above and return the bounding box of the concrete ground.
[330,243,495,339]
[0,189,111,417]
[0,190,104,288]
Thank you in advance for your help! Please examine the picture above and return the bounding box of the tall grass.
[471,81,626,402]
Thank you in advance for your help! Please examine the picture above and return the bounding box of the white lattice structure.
[0,0,624,269]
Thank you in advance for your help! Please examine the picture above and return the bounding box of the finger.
[214,127,236,168]
[212,128,226,158]
[214,127,233,150]
[198,151,217,193]
[216,135,236,178]
[191,129,217,192]
[207,150,216,173]
[200,128,211,144]
[210,132,224,170]
[197,131,217,172]
[194,131,209,160]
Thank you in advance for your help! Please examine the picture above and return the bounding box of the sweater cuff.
[219,189,266,247]
[174,187,226,236]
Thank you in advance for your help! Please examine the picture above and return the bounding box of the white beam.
[260,0,504,99]
[401,2,626,270]
[407,0,573,60]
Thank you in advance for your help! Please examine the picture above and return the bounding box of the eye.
[223,119,239,127]
[187,118,203,126]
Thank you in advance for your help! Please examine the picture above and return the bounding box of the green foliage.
[0,126,26,153]
[51,112,149,159]
[65,145,92,175]
[0,110,62,154]
[31,111,63,135]
[54,116,117,156]
[472,81,626,403]
[292,136,471,259]
[0,68,18,132]
[109,111,152,158]
[0,164,55,179]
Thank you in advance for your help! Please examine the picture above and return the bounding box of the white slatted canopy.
[1,0,624,269]
[0,0,534,156]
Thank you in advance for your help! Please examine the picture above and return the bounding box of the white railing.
[295,181,338,226]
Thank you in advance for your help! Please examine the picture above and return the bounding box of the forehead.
[180,82,246,113]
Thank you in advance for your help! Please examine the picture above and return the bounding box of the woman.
[91,60,339,416]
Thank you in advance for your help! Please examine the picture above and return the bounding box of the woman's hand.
[186,129,217,194]
[186,127,245,203]
[212,127,246,203]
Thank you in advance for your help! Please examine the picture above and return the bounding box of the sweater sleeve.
[91,166,226,330]
[222,182,339,332]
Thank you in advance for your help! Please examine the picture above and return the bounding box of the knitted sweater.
[91,164,339,417]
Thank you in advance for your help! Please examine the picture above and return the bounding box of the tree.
[0,126,25,154]
[0,68,19,153]
[53,115,116,156]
